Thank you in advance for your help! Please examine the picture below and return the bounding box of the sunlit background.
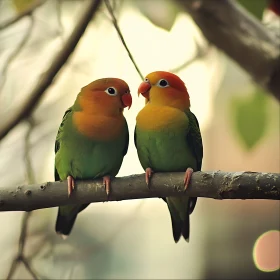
[0,0,279,279]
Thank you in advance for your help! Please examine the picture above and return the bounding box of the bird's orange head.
[138,71,190,110]
[76,78,132,116]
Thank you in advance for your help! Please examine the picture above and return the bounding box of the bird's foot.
[184,168,194,191]
[103,176,111,197]
[145,167,153,188]
[67,175,75,197]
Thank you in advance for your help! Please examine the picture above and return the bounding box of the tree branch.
[0,0,102,141]
[0,171,279,212]
[169,39,211,73]
[177,0,280,102]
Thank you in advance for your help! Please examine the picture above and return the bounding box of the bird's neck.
[74,95,121,118]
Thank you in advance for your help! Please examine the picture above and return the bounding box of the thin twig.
[104,0,144,81]
[0,0,102,141]
[6,119,37,280]
[55,0,64,36]
[24,118,36,184]
[0,0,47,31]
[6,259,18,280]
[21,258,39,280]
[0,15,35,94]
[170,40,211,73]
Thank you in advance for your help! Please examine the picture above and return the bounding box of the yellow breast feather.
[136,104,188,131]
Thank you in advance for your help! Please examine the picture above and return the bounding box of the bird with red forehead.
[54,78,132,237]
[135,71,203,243]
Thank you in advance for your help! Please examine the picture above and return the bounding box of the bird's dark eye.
[145,78,149,83]
[157,79,169,88]
[105,87,118,96]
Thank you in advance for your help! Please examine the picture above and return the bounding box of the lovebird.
[135,71,203,243]
[54,78,132,237]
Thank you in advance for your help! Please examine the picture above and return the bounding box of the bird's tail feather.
[182,214,190,242]
[169,212,190,243]
[55,209,78,237]
[55,203,89,237]
[166,197,196,243]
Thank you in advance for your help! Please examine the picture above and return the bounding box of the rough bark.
[177,0,280,101]
[0,171,279,212]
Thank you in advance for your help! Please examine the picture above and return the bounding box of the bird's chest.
[136,104,188,131]
[75,140,122,174]
[56,118,125,179]
[136,106,196,171]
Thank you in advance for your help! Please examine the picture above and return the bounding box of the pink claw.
[103,176,111,196]
[145,167,153,188]
[67,176,75,197]
[183,168,194,190]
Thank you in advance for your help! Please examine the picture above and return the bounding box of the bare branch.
[6,119,36,280]
[0,171,279,212]
[177,0,280,101]
[55,0,64,36]
[6,259,18,280]
[0,0,102,141]
[170,40,211,73]
[0,0,47,31]
[21,257,38,280]
[0,15,35,93]
[104,0,144,81]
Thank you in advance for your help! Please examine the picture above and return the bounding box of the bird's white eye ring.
[156,79,169,88]
[145,78,150,83]
[105,87,118,96]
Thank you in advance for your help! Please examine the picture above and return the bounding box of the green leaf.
[12,0,36,13]
[134,0,179,31]
[230,89,269,150]
[238,0,267,20]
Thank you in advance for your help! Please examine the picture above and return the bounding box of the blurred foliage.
[135,0,268,27]
[230,88,269,150]
[133,0,179,31]
[12,0,36,13]
[238,0,268,20]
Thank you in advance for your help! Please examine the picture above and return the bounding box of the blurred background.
[0,0,279,279]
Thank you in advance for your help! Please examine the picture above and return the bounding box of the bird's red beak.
[122,92,132,109]
[138,81,151,99]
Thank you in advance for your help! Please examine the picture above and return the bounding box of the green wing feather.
[186,110,203,171]
[123,119,129,157]
[54,107,72,182]
[184,110,203,217]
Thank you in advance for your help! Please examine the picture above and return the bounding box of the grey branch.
[170,40,211,73]
[177,0,280,101]
[0,0,102,141]
[0,171,279,212]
